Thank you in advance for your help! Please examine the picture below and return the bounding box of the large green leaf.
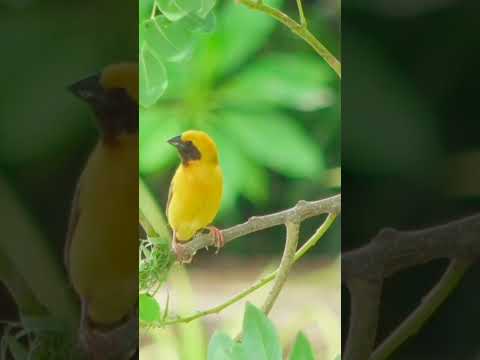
[221,111,324,179]
[139,107,185,174]
[242,303,282,360]
[221,53,334,111]
[208,125,269,210]
[200,0,284,77]
[208,332,236,360]
[139,293,161,324]
[288,332,315,360]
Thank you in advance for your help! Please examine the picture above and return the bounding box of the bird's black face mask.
[167,136,201,165]
[69,74,138,140]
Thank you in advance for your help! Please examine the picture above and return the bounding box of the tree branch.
[262,221,300,315]
[160,212,338,326]
[180,194,341,260]
[343,213,480,360]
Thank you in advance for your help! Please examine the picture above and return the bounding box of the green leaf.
[242,303,282,360]
[139,294,161,323]
[221,53,334,111]
[208,332,236,360]
[139,107,184,174]
[139,44,168,107]
[156,0,216,21]
[201,0,284,77]
[142,15,195,63]
[221,111,324,179]
[288,332,315,360]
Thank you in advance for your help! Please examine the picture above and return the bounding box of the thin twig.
[237,0,341,78]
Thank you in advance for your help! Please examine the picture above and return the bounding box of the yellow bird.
[65,63,138,359]
[166,130,224,262]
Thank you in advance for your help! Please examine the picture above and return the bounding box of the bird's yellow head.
[168,130,219,166]
[69,63,138,140]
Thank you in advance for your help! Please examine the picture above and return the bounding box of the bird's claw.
[207,226,225,254]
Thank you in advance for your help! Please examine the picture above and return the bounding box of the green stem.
[159,213,337,326]
[238,0,341,78]
[139,177,171,241]
[295,0,307,27]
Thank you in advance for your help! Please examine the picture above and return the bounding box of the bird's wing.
[64,177,82,273]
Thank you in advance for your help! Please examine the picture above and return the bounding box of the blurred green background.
[139,0,340,358]
[0,0,137,355]
[342,1,480,359]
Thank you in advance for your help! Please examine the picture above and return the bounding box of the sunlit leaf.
[139,45,168,107]
[139,294,161,323]
[242,303,282,360]
[156,0,216,21]
[221,111,324,179]
[139,107,184,174]
[143,15,195,63]
[208,332,235,360]
[221,53,334,111]
[288,332,315,360]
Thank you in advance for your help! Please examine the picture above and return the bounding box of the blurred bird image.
[64,63,138,359]
[167,130,224,262]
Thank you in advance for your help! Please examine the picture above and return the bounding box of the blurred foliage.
[140,0,339,220]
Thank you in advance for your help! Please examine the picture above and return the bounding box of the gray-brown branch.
[343,213,480,360]
[179,194,341,259]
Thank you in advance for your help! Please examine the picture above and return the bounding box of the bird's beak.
[167,135,183,147]
[68,74,105,103]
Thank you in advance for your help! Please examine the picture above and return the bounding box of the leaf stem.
[295,0,307,27]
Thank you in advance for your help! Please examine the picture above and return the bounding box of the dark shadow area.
[342,0,480,359]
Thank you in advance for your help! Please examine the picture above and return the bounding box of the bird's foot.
[173,240,193,264]
[207,226,225,254]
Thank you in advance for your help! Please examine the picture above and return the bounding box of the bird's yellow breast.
[68,135,138,324]
[167,162,223,242]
